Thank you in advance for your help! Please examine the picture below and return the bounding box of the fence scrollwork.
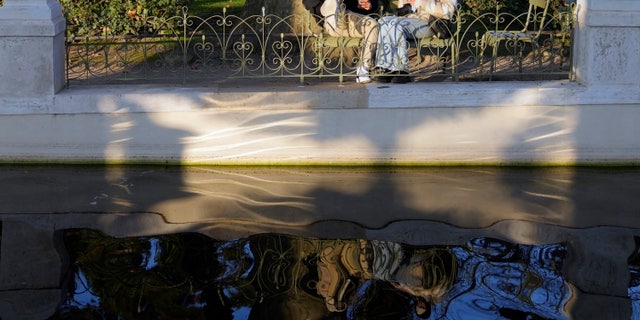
[65,4,576,85]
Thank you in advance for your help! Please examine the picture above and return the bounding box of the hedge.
[59,0,571,37]
[61,0,193,37]
[462,0,569,16]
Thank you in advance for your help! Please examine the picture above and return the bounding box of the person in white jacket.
[374,0,457,83]
[319,0,380,83]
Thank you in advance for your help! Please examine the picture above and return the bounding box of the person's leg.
[349,13,379,68]
[321,0,351,37]
[395,17,432,72]
[401,17,433,39]
[375,15,409,73]
[323,18,350,37]
[347,13,378,83]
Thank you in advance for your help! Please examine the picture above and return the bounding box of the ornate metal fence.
[65,4,576,85]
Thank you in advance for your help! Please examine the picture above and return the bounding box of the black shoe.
[390,71,411,84]
[372,68,392,83]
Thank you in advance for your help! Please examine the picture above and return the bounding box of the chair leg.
[535,42,543,70]
[517,42,524,74]
[479,42,486,78]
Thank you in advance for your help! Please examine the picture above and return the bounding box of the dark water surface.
[1,166,640,319]
[51,231,571,319]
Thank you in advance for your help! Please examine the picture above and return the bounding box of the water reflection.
[628,237,640,320]
[52,230,572,319]
[2,166,639,318]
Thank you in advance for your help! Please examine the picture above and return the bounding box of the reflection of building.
[48,230,573,319]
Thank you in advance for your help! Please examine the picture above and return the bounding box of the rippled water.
[51,231,572,319]
[1,166,639,319]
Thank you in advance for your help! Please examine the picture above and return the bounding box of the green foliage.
[460,0,567,16]
[61,0,193,37]
[461,0,529,16]
[190,0,246,15]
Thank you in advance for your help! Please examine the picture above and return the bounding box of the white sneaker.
[356,75,372,84]
[356,66,371,84]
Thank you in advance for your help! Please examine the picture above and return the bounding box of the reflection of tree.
[52,230,571,319]
[54,229,234,319]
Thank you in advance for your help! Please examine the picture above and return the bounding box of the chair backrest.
[523,0,550,37]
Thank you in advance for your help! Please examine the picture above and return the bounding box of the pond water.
[1,166,640,319]
[50,231,572,319]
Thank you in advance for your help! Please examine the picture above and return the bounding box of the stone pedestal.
[573,0,640,87]
[0,0,66,98]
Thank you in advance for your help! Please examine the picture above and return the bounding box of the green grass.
[189,0,246,16]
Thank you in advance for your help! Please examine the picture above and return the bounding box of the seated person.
[317,0,381,83]
[343,0,387,15]
[374,0,457,83]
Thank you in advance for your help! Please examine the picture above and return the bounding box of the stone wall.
[0,0,639,165]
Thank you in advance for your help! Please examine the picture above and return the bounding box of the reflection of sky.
[428,242,570,320]
[629,239,640,320]
[185,290,207,309]
[70,269,101,308]
[55,231,574,319]
[215,239,254,281]
[630,277,640,320]
[141,237,160,270]
[232,306,251,320]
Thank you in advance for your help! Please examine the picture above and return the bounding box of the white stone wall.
[0,0,65,97]
[0,0,638,166]
[1,2,640,318]
[573,0,640,86]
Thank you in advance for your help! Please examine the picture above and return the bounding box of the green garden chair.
[480,0,551,78]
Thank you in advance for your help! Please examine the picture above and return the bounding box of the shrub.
[461,0,529,16]
[462,0,568,16]
[61,0,193,37]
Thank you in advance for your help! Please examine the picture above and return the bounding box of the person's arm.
[415,0,457,20]
[344,0,379,15]
[320,0,340,18]
[396,0,415,16]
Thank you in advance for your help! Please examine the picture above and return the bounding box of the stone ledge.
[0,0,63,20]
[25,80,637,115]
[585,10,640,27]
[0,17,65,37]
[0,80,640,115]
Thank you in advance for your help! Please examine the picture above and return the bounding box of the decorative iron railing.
[65,4,576,85]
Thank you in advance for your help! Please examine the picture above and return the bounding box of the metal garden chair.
[480,0,551,78]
